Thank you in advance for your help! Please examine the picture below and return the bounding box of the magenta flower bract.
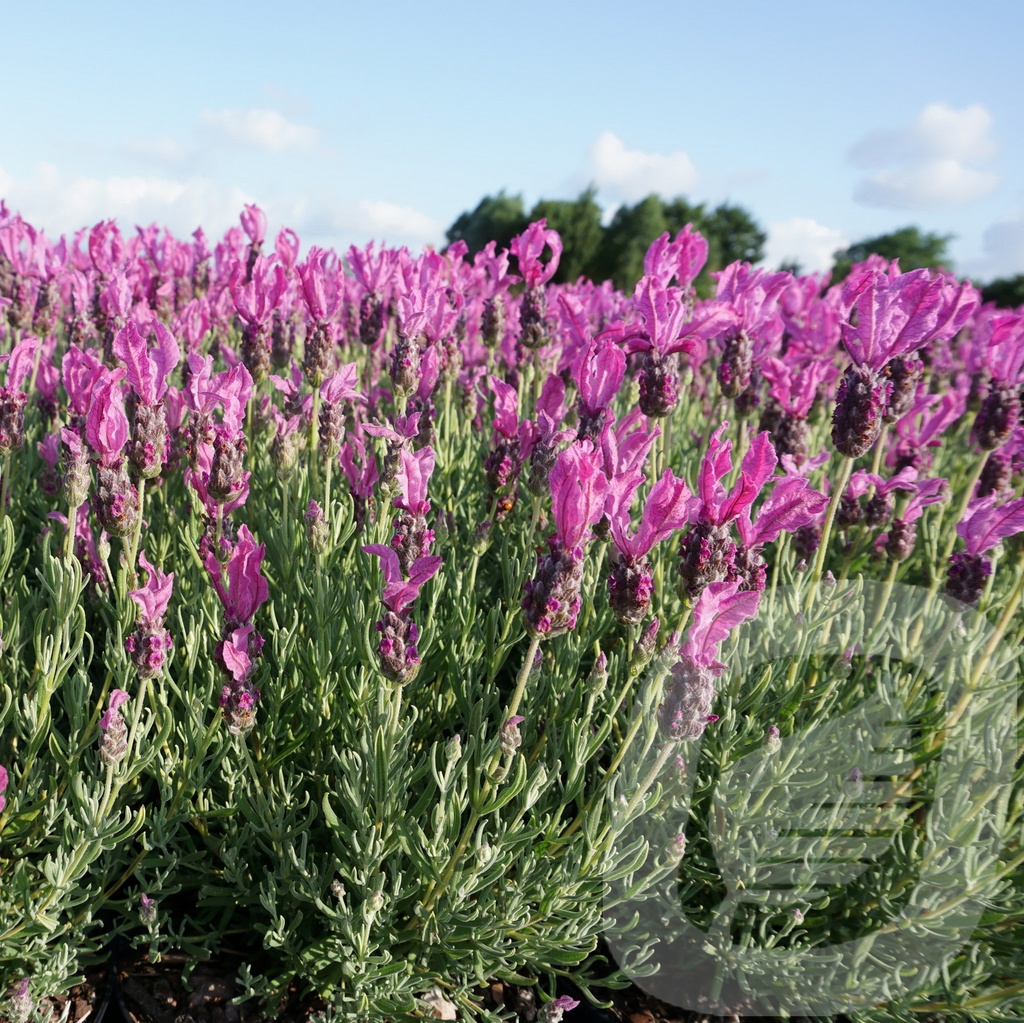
[113,319,180,406]
[510,219,562,288]
[204,525,270,626]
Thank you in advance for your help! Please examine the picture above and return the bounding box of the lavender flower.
[99,689,131,764]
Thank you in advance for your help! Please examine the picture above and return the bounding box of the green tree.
[445,191,529,256]
[980,274,1024,309]
[831,226,953,282]
[584,194,668,291]
[528,187,604,284]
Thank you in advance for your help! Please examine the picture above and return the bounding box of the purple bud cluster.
[522,539,585,638]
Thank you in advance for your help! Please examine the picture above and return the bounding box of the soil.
[36,950,950,1023]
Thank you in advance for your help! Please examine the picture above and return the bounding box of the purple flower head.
[760,355,835,419]
[185,354,253,435]
[839,267,947,372]
[0,763,7,813]
[900,476,949,525]
[600,409,658,481]
[0,336,40,393]
[63,345,107,419]
[623,276,738,360]
[320,362,364,404]
[396,281,463,345]
[682,579,762,673]
[608,469,693,563]
[697,426,778,526]
[395,446,435,516]
[275,227,300,270]
[348,240,396,296]
[297,247,343,324]
[889,389,965,470]
[735,476,828,549]
[362,544,442,615]
[240,204,267,247]
[98,688,131,763]
[230,257,286,326]
[572,334,626,436]
[113,319,180,406]
[510,219,562,288]
[220,625,257,682]
[129,551,174,627]
[488,375,521,442]
[957,495,1024,557]
[539,995,580,1023]
[99,689,131,731]
[204,525,269,626]
[714,262,790,346]
[84,369,129,468]
[549,441,609,550]
[644,226,708,291]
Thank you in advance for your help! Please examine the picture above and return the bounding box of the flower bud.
[500,715,525,757]
[658,656,716,742]
[481,295,506,348]
[305,501,329,556]
[519,286,548,349]
[638,352,679,418]
[608,557,653,625]
[717,331,753,400]
[832,365,889,459]
[764,725,782,754]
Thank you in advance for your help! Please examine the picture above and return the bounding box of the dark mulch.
[113,953,324,1023]
[105,956,852,1023]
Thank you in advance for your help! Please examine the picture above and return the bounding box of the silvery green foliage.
[0,218,1022,1023]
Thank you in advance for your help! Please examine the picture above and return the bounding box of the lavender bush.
[0,202,1022,1022]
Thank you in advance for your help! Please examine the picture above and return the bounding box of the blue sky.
[2,0,1022,280]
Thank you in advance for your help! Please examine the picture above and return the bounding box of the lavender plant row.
[0,202,1021,1023]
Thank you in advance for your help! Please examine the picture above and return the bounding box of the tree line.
[446,189,1024,307]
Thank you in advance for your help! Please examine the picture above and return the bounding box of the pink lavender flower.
[539,994,580,1023]
[833,267,973,458]
[113,319,180,478]
[733,476,827,591]
[947,495,1024,606]
[99,689,131,764]
[510,220,562,348]
[571,331,625,442]
[879,477,948,562]
[678,427,777,601]
[606,470,692,623]
[230,256,286,382]
[0,763,7,813]
[204,525,269,730]
[0,336,41,455]
[620,276,736,418]
[659,581,760,741]
[363,544,442,683]
[644,225,708,292]
[522,443,608,637]
[125,551,174,679]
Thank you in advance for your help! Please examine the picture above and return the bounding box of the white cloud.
[588,131,698,204]
[288,196,443,251]
[120,137,189,165]
[200,108,317,152]
[764,217,849,273]
[0,162,251,240]
[849,102,1000,209]
[960,212,1024,281]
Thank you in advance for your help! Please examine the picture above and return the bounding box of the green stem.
[804,456,853,613]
